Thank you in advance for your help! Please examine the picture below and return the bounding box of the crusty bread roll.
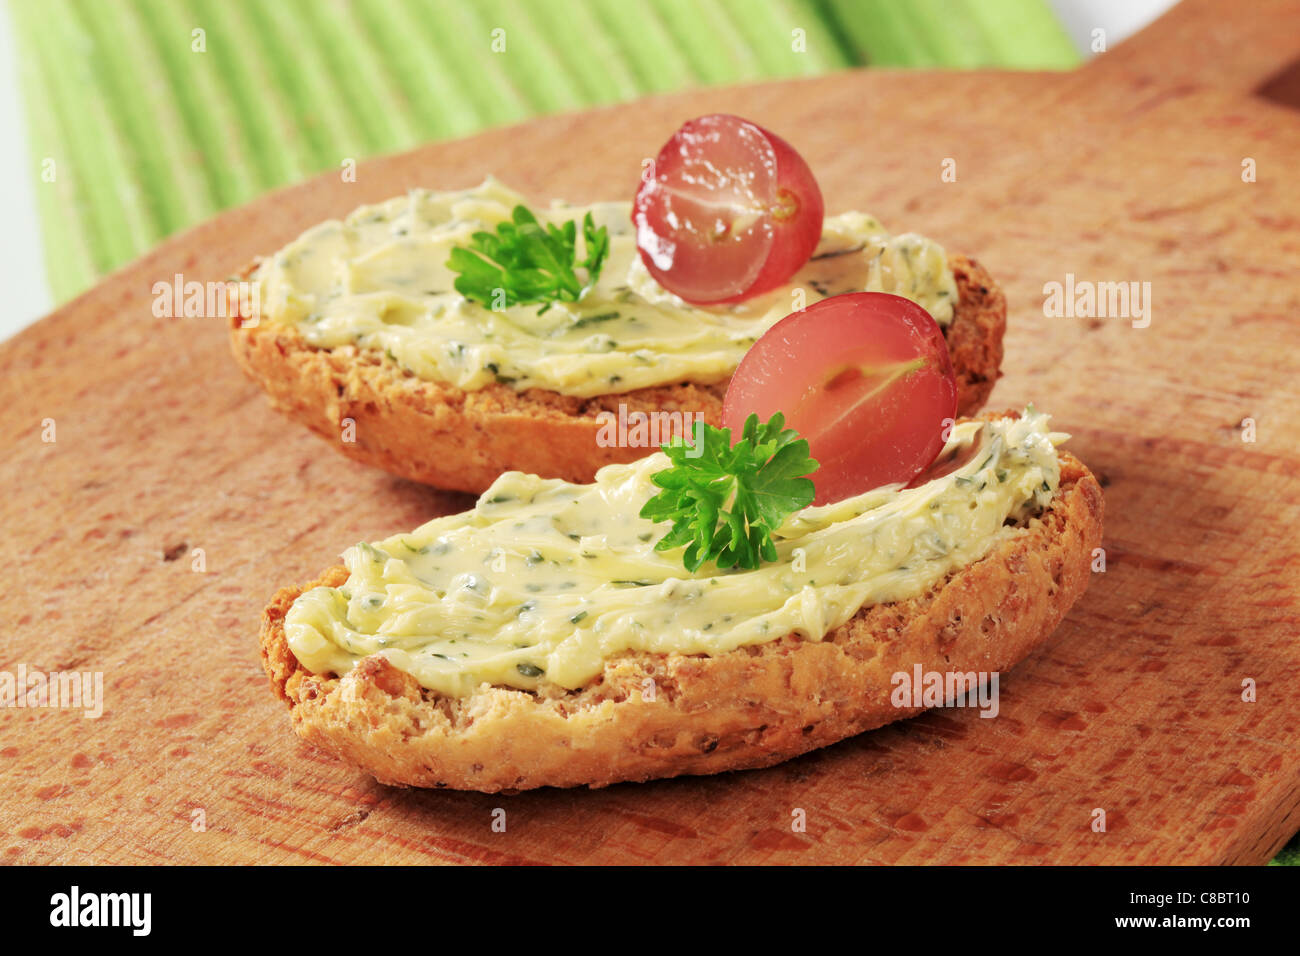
[229,255,1004,494]
[258,437,1100,792]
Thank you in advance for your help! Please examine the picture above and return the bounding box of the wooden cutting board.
[3,0,1298,865]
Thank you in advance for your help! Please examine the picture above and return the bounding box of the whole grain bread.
[258,436,1100,792]
[229,255,1005,494]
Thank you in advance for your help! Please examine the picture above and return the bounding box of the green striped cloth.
[11,0,1078,303]
[1272,837,1300,866]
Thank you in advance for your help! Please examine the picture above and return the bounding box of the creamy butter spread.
[254,178,958,398]
[285,412,1063,697]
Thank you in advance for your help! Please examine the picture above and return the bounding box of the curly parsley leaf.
[447,205,610,313]
[639,413,819,572]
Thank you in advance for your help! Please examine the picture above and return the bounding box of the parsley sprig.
[447,205,610,312]
[640,413,819,572]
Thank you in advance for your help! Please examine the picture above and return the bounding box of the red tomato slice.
[633,114,824,305]
[722,293,957,505]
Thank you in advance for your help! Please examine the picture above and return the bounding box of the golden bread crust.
[229,255,1005,493]
[258,442,1101,792]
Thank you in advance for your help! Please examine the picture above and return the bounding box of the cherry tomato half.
[723,293,957,505]
[633,114,824,305]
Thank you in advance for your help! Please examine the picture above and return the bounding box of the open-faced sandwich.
[261,406,1101,792]
[231,115,1005,493]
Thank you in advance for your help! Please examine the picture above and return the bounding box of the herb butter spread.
[285,411,1063,697]
[254,178,958,398]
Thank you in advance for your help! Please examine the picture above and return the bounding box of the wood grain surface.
[2,0,1298,865]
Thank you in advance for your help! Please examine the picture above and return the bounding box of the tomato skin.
[633,114,824,305]
[722,293,957,505]
[738,128,825,302]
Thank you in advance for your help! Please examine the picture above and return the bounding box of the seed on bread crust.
[257,432,1100,792]
[228,255,1005,494]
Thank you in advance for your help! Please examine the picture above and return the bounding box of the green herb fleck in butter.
[285,412,1064,698]
[254,178,958,398]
